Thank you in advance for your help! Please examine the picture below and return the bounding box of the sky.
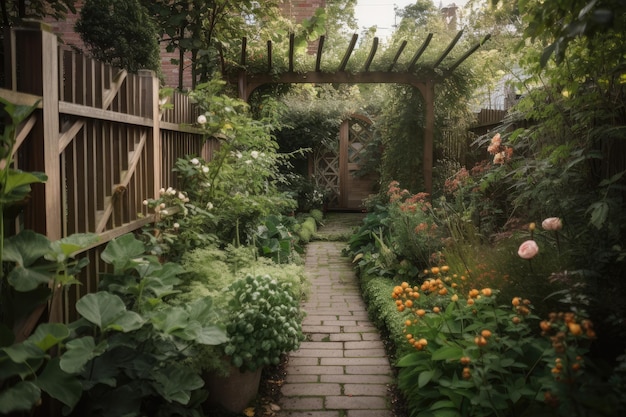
[354,0,469,39]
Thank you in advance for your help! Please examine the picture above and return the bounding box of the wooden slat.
[241,37,247,66]
[59,101,154,126]
[447,34,491,72]
[387,40,407,71]
[407,33,433,72]
[95,130,148,232]
[288,33,295,72]
[433,30,464,68]
[363,37,379,72]
[315,35,325,72]
[338,34,358,72]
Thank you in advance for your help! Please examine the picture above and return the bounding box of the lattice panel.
[348,119,373,166]
[313,147,340,206]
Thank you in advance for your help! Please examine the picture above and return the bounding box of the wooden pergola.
[226,31,490,195]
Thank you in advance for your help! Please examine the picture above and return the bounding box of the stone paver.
[277,213,393,417]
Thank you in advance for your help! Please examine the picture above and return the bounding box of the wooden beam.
[363,37,379,72]
[338,34,358,72]
[388,40,407,71]
[240,37,247,66]
[447,34,491,72]
[239,71,432,90]
[407,33,433,72]
[433,30,463,68]
[288,33,295,72]
[59,101,153,126]
[267,40,272,72]
[315,35,325,72]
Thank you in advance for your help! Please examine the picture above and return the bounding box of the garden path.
[276,212,395,417]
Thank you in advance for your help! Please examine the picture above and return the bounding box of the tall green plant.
[189,79,296,244]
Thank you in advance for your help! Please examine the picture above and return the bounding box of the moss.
[309,209,324,225]
[297,227,312,243]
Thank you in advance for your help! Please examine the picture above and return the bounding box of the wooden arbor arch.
[227,31,490,195]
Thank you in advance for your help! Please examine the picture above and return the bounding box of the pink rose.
[518,240,539,260]
[542,217,563,231]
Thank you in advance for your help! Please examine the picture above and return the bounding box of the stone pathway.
[277,213,394,417]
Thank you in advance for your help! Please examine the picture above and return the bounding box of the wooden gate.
[312,115,377,211]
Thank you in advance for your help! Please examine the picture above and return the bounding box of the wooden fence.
[1,22,215,331]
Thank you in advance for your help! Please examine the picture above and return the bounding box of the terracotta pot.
[204,365,263,413]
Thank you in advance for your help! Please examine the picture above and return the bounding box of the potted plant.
[205,273,305,413]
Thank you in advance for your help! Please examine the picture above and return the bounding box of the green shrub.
[309,209,324,225]
[297,217,317,243]
[222,274,305,372]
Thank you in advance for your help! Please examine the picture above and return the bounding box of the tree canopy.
[75,0,160,75]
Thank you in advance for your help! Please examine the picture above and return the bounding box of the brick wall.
[281,0,326,54]
[281,0,326,23]
[45,0,326,89]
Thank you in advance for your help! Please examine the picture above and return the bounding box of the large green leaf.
[418,369,435,388]
[431,345,464,361]
[151,308,189,335]
[76,292,144,332]
[47,233,100,262]
[3,231,56,291]
[60,336,108,374]
[0,351,43,380]
[2,341,46,363]
[35,357,82,410]
[6,264,53,291]
[3,230,52,266]
[195,325,228,345]
[0,380,40,414]
[0,169,47,204]
[29,323,70,351]
[100,233,147,273]
[152,365,204,404]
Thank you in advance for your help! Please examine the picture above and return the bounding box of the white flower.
[142,200,149,206]
[204,182,211,187]
[251,150,259,159]
[206,202,214,210]
[166,187,174,194]
[202,166,209,173]
[197,114,207,124]
[245,160,252,164]
[168,189,176,195]
[178,192,186,200]
[260,152,266,157]
[161,210,169,215]
[236,152,242,159]
[159,188,165,195]
[173,223,180,229]
[160,203,166,209]
[191,158,199,165]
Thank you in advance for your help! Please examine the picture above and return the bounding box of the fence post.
[139,69,161,199]
[11,22,62,241]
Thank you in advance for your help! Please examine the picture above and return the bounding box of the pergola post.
[423,82,435,196]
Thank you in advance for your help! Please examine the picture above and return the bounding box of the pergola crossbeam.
[339,34,358,72]
[288,33,295,72]
[447,34,491,72]
[388,40,407,71]
[363,37,379,72]
[315,35,325,72]
[433,30,463,68]
[408,33,433,72]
